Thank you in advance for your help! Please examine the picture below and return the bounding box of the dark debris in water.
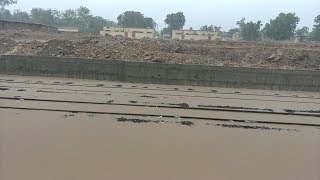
[284,109,320,114]
[210,123,299,132]
[168,103,190,108]
[117,117,165,124]
[17,89,26,92]
[117,117,195,127]
[141,95,158,98]
[36,90,62,94]
[106,100,114,104]
[0,88,9,91]
[176,121,194,126]
[198,105,273,112]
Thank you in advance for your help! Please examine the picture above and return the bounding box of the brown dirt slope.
[1,30,320,70]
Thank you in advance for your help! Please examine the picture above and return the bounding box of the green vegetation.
[164,12,185,30]
[237,18,262,41]
[117,11,156,29]
[295,26,309,42]
[310,15,320,41]
[0,6,115,33]
[263,13,300,40]
[0,0,17,7]
[0,0,319,41]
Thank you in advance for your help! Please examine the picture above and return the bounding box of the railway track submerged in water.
[1,97,319,127]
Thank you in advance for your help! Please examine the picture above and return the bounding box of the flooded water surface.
[1,109,320,180]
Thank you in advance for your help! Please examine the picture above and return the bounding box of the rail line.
[1,85,320,104]
[1,97,320,127]
[0,96,319,117]
[1,106,319,127]
[0,79,318,100]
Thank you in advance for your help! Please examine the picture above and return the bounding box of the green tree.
[200,25,213,31]
[117,11,156,29]
[30,8,60,26]
[237,18,262,41]
[12,10,31,22]
[295,26,309,42]
[164,12,185,30]
[161,27,171,36]
[310,15,320,41]
[59,9,79,27]
[263,13,300,40]
[0,8,11,20]
[0,0,17,8]
[226,28,240,38]
[86,16,115,33]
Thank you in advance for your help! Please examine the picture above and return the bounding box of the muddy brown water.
[1,75,320,180]
[1,109,320,180]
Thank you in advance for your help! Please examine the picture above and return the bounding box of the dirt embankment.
[1,30,320,70]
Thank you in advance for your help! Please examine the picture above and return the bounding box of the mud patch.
[129,100,138,103]
[17,89,26,92]
[0,88,9,91]
[198,105,273,112]
[210,123,299,132]
[115,85,123,87]
[96,84,104,87]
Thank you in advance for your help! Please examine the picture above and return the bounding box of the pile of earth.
[0,38,17,54]
[1,32,320,70]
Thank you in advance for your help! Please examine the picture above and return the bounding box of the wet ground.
[0,75,320,180]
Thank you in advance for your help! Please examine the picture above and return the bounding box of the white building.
[172,30,220,41]
[100,27,155,39]
[58,27,79,33]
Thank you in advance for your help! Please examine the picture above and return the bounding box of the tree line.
[1,0,319,41]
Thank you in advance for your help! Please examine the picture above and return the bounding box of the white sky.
[7,0,320,31]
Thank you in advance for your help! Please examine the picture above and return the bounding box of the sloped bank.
[0,55,319,92]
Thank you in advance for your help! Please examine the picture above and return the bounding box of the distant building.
[172,30,220,41]
[0,19,57,33]
[100,27,155,39]
[58,27,79,33]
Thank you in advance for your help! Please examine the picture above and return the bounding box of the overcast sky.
[7,0,320,31]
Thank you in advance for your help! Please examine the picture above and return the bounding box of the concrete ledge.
[0,55,320,92]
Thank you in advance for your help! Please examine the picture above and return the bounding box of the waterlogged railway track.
[0,97,319,127]
[1,75,319,127]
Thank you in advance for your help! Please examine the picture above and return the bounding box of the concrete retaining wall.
[0,20,58,33]
[1,55,320,92]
